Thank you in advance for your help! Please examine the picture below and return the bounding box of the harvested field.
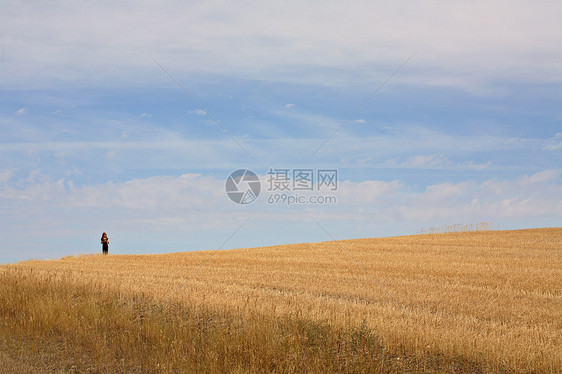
[1,228,560,373]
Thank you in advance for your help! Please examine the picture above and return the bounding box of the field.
[1,228,560,373]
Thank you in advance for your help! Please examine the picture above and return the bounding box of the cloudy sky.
[1,1,561,263]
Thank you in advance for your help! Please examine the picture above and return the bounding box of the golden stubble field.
[1,228,560,373]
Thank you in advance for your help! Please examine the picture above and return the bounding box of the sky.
[1,1,561,263]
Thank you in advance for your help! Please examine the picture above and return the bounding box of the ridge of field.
[1,228,561,373]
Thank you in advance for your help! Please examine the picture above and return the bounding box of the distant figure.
[101,232,109,255]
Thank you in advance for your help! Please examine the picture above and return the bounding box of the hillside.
[1,228,561,373]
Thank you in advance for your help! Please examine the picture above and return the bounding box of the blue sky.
[1,1,561,263]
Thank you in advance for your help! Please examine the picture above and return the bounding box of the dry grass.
[1,228,560,373]
[417,222,498,234]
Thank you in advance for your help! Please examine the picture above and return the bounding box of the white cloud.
[284,103,295,109]
[338,180,402,205]
[398,171,562,223]
[16,108,26,115]
[1,169,560,261]
[408,154,451,168]
[1,1,561,91]
[188,109,207,116]
[543,133,562,151]
[0,127,549,173]
[384,154,491,171]
[105,150,117,159]
[353,119,365,124]
[140,113,152,118]
[0,172,232,235]
[0,169,13,184]
[461,161,492,170]
[518,169,559,185]
[2,169,560,232]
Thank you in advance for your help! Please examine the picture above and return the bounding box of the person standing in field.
[101,232,109,255]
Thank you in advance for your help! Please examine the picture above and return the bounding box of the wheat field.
[1,228,560,373]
